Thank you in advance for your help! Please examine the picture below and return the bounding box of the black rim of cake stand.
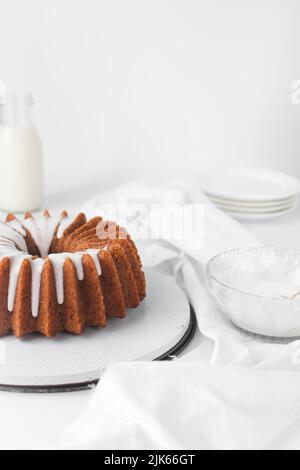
[0,304,197,394]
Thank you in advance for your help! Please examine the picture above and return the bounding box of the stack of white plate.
[198,169,300,220]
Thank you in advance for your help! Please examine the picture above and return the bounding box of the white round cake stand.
[0,268,195,392]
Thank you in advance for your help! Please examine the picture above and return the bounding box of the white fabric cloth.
[59,362,300,450]
[58,179,300,450]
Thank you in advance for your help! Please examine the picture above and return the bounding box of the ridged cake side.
[0,211,146,338]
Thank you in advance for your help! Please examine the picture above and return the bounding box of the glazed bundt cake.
[0,210,146,337]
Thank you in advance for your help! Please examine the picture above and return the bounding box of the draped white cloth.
[58,180,300,450]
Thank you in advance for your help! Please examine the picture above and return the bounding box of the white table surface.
[0,186,299,450]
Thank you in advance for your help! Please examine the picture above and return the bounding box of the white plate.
[0,268,191,389]
[223,206,296,221]
[209,195,297,209]
[213,200,296,214]
[199,169,300,202]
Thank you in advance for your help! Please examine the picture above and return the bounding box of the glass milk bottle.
[0,93,44,212]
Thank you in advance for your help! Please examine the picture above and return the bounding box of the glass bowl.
[207,247,300,338]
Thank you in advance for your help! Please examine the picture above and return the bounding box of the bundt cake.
[0,210,146,337]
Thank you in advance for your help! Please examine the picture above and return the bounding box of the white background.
[1,2,300,449]
[1,0,300,194]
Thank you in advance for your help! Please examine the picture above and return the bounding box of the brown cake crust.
[0,211,146,338]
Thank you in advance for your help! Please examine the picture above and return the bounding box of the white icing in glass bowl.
[207,247,300,338]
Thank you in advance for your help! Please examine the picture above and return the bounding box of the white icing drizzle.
[85,249,102,276]
[8,252,31,312]
[22,217,58,259]
[7,212,71,258]
[5,218,26,237]
[0,213,102,317]
[31,258,44,317]
[56,214,72,238]
[47,249,102,306]
[0,221,28,253]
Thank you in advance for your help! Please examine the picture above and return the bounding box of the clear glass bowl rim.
[206,246,300,302]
